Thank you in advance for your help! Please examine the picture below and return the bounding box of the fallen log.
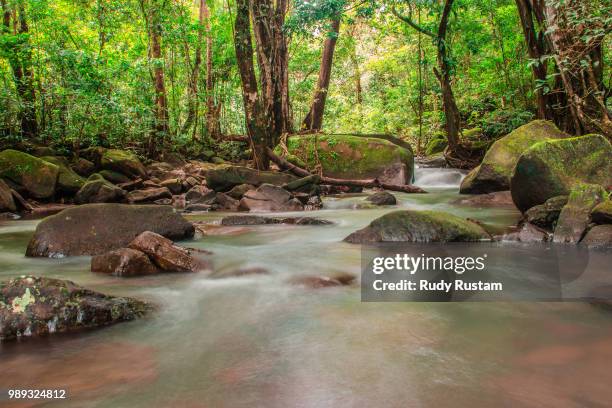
[265,148,426,194]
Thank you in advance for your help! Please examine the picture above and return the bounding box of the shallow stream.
[1,168,611,407]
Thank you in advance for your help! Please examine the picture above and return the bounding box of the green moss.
[425,136,447,155]
[280,134,414,182]
[0,149,59,198]
[41,156,86,193]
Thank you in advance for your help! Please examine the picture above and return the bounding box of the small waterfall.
[413,166,467,189]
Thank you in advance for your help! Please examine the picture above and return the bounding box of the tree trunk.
[234,0,270,169]
[140,0,169,158]
[515,0,551,120]
[435,0,461,154]
[1,0,38,139]
[203,0,220,139]
[302,19,340,132]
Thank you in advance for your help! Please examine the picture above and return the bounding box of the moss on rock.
[276,134,414,185]
[344,210,489,243]
[460,120,567,194]
[41,156,86,194]
[511,134,612,212]
[425,133,447,156]
[591,200,612,225]
[0,149,59,199]
[100,149,147,179]
[553,183,607,244]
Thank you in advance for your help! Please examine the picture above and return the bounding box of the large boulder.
[41,156,86,194]
[128,231,204,273]
[0,179,16,212]
[511,134,612,212]
[0,149,59,199]
[0,276,148,341]
[74,174,126,204]
[205,166,297,191]
[425,133,447,156]
[344,210,489,243]
[91,248,160,277]
[591,200,612,225]
[26,204,195,257]
[553,184,607,244]
[277,134,414,185]
[100,149,147,179]
[460,121,568,194]
[239,184,303,212]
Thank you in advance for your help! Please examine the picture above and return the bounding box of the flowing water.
[1,168,611,407]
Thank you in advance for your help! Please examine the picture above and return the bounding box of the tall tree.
[1,0,37,139]
[234,0,270,169]
[302,18,341,131]
[392,0,462,157]
[140,0,170,157]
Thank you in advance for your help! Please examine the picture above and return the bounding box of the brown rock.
[160,178,183,195]
[127,187,172,204]
[239,184,304,212]
[128,231,204,272]
[91,248,160,277]
[26,204,195,257]
[0,178,17,212]
[581,225,612,249]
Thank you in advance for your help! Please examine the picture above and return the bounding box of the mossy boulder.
[100,149,147,179]
[425,133,447,156]
[26,203,195,257]
[511,134,612,212]
[344,210,489,243]
[460,120,567,194]
[553,184,607,244]
[205,165,297,191]
[0,149,59,199]
[591,200,612,224]
[75,174,126,204]
[41,156,86,194]
[277,134,414,185]
[0,276,149,341]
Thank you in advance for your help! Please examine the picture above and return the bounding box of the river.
[1,167,611,407]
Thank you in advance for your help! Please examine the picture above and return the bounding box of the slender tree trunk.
[1,0,37,139]
[302,19,340,132]
[435,0,461,153]
[182,0,204,136]
[203,0,221,139]
[147,5,169,157]
[515,0,551,120]
[234,0,270,169]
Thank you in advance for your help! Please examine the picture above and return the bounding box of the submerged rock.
[501,222,551,243]
[452,191,515,207]
[553,184,607,244]
[91,248,160,277]
[344,210,489,243]
[128,231,206,273]
[0,149,59,199]
[205,166,297,191]
[278,134,414,185]
[289,273,356,289]
[510,134,612,212]
[365,191,397,206]
[239,184,303,212]
[0,276,149,341]
[209,267,270,279]
[26,204,194,257]
[460,121,567,194]
[220,215,332,226]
